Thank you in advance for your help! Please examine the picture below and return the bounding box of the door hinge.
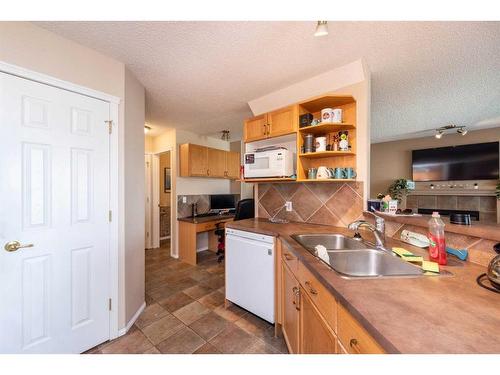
[106,120,113,134]
[108,298,112,311]
[109,210,112,222]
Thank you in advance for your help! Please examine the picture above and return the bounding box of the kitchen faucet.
[348,211,392,254]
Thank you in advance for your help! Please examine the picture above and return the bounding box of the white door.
[0,72,111,353]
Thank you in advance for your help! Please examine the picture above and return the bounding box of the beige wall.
[159,151,171,207]
[123,68,146,325]
[1,22,145,331]
[370,127,500,198]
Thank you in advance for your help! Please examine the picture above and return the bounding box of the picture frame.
[164,167,171,192]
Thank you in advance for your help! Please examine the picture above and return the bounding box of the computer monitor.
[210,194,236,211]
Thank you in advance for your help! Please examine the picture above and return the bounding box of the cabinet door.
[300,288,337,354]
[207,147,226,177]
[225,151,240,179]
[180,143,208,177]
[282,262,300,354]
[268,105,297,138]
[244,114,267,142]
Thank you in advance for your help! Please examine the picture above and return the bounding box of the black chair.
[215,199,255,263]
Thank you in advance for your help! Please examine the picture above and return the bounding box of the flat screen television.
[210,194,236,211]
[412,141,499,181]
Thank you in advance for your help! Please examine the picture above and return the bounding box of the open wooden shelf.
[299,151,355,159]
[299,123,355,135]
[242,177,297,183]
[297,178,356,182]
[298,95,356,113]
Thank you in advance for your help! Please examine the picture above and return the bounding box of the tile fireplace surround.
[406,194,498,223]
[256,182,364,227]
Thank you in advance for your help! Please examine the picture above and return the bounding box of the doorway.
[145,150,173,251]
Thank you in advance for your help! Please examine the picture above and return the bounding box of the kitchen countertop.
[178,214,235,224]
[226,218,500,353]
[373,211,500,242]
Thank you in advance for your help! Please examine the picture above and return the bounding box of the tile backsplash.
[177,194,240,218]
[257,182,364,227]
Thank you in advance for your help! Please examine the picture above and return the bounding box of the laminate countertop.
[178,214,234,224]
[226,218,500,354]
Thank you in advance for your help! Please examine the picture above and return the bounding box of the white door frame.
[0,61,121,341]
[144,154,153,249]
[151,149,173,250]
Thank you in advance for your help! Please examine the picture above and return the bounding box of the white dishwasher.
[225,228,275,323]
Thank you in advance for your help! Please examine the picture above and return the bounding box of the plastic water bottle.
[428,212,447,265]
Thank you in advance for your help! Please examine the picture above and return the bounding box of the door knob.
[4,241,34,252]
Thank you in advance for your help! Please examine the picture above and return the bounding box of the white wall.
[0,22,145,331]
[123,68,145,324]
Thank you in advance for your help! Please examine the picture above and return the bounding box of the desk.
[177,214,235,265]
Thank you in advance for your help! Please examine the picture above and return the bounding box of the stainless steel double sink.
[291,233,424,278]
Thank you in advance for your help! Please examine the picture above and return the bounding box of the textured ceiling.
[36,21,500,142]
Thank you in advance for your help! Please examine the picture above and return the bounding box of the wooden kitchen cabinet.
[179,143,240,180]
[337,304,385,354]
[244,114,267,142]
[225,151,241,179]
[180,143,208,177]
[267,105,298,138]
[281,263,300,354]
[207,147,226,177]
[300,288,337,354]
[243,105,297,142]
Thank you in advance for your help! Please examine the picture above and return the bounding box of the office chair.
[215,198,255,263]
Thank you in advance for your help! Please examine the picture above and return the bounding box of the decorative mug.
[333,168,346,179]
[317,166,331,179]
[314,136,327,152]
[345,168,357,179]
[307,168,318,179]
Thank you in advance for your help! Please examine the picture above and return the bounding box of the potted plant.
[388,178,409,204]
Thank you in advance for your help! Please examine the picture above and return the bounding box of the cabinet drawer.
[338,304,385,354]
[297,262,337,331]
[282,248,298,274]
[196,222,216,232]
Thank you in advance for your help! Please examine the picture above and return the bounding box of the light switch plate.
[285,201,293,212]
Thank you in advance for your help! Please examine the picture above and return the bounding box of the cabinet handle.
[292,286,301,311]
[304,281,318,295]
[284,253,294,261]
[262,123,267,135]
[349,338,361,353]
[207,169,210,176]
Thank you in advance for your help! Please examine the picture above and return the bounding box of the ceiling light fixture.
[434,124,468,139]
[144,125,151,134]
[314,21,328,37]
[221,130,230,141]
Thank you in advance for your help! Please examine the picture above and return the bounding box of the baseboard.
[117,301,146,337]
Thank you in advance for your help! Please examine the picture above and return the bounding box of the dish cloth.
[315,245,330,263]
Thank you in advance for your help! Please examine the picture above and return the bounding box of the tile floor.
[85,242,288,354]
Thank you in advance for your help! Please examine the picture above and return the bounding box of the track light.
[434,124,468,139]
[314,21,328,37]
[144,125,151,134]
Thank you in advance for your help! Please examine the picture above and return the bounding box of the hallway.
[86,243,287,354]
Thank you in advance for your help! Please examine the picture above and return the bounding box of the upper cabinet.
[179,143,240,180]
[243,105,298,143]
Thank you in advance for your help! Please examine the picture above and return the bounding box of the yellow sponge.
[422,261,440,273]
[392,247,424,263]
